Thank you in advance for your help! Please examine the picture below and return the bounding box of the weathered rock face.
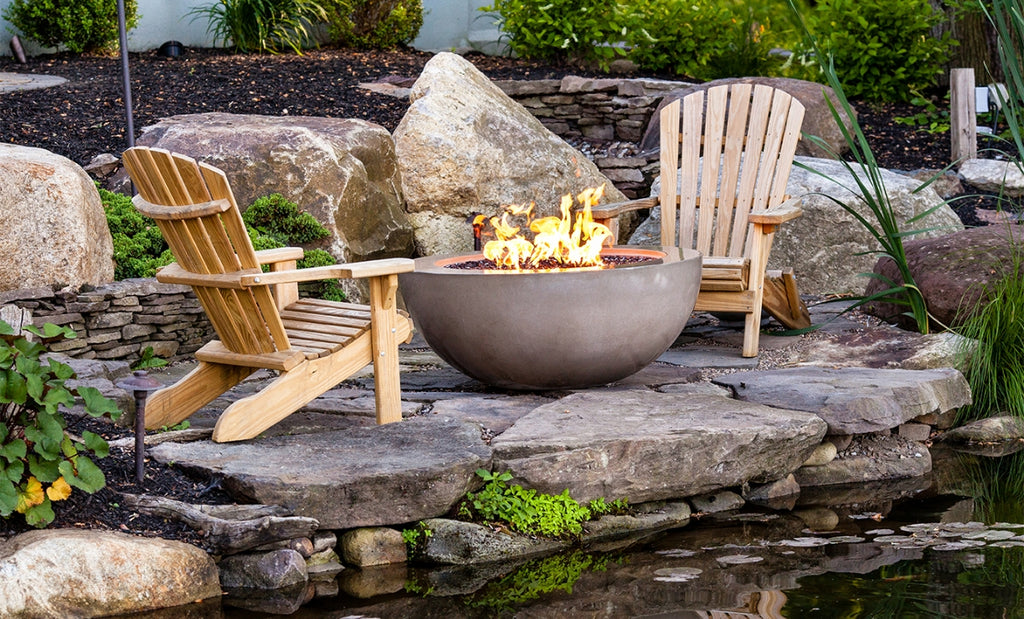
[959,158,1024,197]
[490,389,827,504]
[938,415,1024,444]
[0,144,114,292]
[633,156,965,295]
[863,225,1021,329]
[393,52,628,256]
[149,416,491,528]
[640,77,856,159]
[794,434,932,486]
[137,114,414,267]
[714,367,971,436]
[0,529,220,618]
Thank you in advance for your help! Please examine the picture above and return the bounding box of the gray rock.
[937,415,1024,444]
[802,442,838,466]
[393,52,628,256]
[794,434,931,486]
[690,491,745,514]
[219,548,308,589]
[959,158,1024,197]
[714,367,971,435]
[491,390,826,504]
[137,113,413,300]
[339,527,408,567]
[418,518,564,564]
[149,416,492,528]
[745,474,800,504]
[583,501,692,542]
[0,530,219,618]
[0,144,114,292]
[429,394,553,435]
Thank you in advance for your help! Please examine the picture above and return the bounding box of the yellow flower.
[46,477,72,502]
[15,477,45,513]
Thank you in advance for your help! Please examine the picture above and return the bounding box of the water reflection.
[220,447,1024,618]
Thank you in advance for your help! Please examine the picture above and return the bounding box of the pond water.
[220,444,1024,618]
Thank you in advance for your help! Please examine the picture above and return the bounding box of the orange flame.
[480,185,612,271]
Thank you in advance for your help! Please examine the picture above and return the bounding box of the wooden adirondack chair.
[591,83,811,357]
[121,147,415,442]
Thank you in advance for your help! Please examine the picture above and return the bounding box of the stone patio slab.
[490,390,827,504]
[713,367,970,435]
[149,417,491,528]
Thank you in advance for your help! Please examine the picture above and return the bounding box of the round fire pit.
[399,246,701,390]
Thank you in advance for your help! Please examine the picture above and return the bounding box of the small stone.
[338,528,407,567]
[802,442,838,466]
[689,491,744,514]
[218,549,308,590]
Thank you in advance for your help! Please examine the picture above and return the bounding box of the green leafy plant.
[981,0,1024,171]
[241,194,346,301]
[806,0,953,102]
[788,0,946,334]
[955,234,1024,422]
[464,550,615,613]
[0,321,121,528]
[189,0,328,54]
[480,0,627,68]
[401,521,433,557]
[458,469,595,538]
[894,91,952,134]
[323,0,423,49]
[622,0,734,78]
[158,420,191,433]
[587,496,630,516]
[1,0,139,54]
[132,346,169,371]
[101,186,174,280]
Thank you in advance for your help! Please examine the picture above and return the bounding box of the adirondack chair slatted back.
[122,147,291,355]
[659,84,805,258]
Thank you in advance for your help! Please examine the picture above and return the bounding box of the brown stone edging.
[0,278,213,363]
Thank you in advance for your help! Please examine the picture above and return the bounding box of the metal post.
[117,370,162,484]
[116,0,135,148]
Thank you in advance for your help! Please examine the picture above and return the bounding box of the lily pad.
[779,537,830,547]
[716,554,764,565]
[653,567,703,582]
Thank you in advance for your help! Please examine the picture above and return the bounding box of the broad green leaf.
[23,498,55,528]
[42,386,75,411]
[4,371,27,405]
[36,411,65,445]
[0,437,27,462]
[27,454,60,482]
[47,358,75,381]
[24,323,75,340]
[77,386,121,418]
[0,320,14,336]
[0,479,18,515]
[82,431,109,459]
[61,434,78,459]
[3,459,24,482]
[60,457,106,493]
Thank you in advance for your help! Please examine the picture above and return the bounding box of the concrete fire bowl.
[398,247,701,390]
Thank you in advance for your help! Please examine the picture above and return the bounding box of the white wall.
[0,0,499,56]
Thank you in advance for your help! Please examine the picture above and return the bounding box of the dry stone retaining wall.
[0,279,213,363]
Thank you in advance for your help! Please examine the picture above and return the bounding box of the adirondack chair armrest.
[586,196,661,221]
[748,198,802,226]
[237,258,415,287]
[254,247,305,265]
[155,263,259,288]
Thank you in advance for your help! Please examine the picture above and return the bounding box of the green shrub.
[956,237,1024,422]
[189,0,328,54]
[1,0,139,54]
[0,321,121,528]
[480,0,627,68]
[807,0,953,102]
[324,0,423,49]
[457,469,596,539]
[101,187,174,280]
[623,0,734,78]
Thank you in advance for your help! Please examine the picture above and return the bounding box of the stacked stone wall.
[0,279,214,363]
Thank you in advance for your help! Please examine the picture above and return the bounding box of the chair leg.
[741,311,761,358]
[144,362,254,430]
[369,273,403,425]
[212,335,374,442]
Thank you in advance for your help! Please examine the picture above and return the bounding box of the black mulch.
[0,46,1021,541]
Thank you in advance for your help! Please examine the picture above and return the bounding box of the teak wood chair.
[121,147,415,442]
[591,83,812,357]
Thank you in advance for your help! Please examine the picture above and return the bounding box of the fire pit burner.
[399,247,701,390]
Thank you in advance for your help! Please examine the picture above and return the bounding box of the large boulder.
[0,529,220,618]
[629,156,964,294]
[393,52,629,256]
[639,77,856,159]
[863,225,1022,329]
[0,144,114,291]
[136,114,414,270]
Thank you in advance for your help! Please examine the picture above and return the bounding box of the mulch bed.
[0,45,1020,541]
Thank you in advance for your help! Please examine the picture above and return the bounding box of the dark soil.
[0,45,1019,542]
